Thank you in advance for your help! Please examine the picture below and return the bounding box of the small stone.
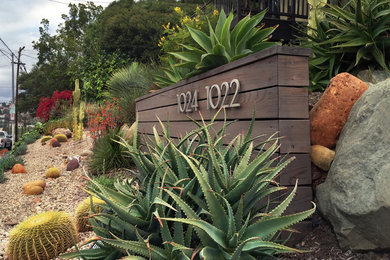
[52,140,61,147]
[34,197,41,203]
[80,150,93,157]
[311,145,335,171]
[66,158,79,171]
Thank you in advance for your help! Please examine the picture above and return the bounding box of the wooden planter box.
[136,46,312,241]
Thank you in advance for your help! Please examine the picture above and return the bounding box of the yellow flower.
[174,7,181,13]
[213,9,219,16]
[196,5,200,11]
[182,16,191,23]
[195,18,200,23]
[160,36,166,42]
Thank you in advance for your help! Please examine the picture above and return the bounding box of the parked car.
[0,131,12,149]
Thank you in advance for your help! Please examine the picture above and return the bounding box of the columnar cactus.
[7,211,78,260]
[72,79,84,141]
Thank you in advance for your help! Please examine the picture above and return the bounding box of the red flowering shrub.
[36,90,73,121]
[87,98,121,140]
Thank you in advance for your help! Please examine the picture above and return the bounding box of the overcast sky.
[0,0,111,103]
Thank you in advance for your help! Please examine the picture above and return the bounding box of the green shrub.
[23,133,40,144]
[88,128,132,174]
[88,175,117,191]
[0,169,5,183]
[107,62,154,123]
[13,143,27,156]
[299,0,390,91]
[0,155,24,171]
[63,114,315,259]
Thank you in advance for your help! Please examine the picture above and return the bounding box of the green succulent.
[62,112,315,259]
[156,9,279,86]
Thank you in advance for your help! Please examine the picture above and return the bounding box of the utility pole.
[11,53,15,145]
[14,46,24,142]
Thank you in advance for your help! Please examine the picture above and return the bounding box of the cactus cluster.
[7,211,78,260]
[75,196,105,232]
[72,79,85,141]
[45,167,60,178]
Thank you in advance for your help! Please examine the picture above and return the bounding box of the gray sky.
[0,0,111,103]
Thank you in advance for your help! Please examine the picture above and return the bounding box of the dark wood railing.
[213,0,309,42]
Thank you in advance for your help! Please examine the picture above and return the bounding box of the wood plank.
[281,221,312,246]
[138,120,310,154]
[277,55,309,86]
[279,120,310,154]
[138,120,278,145]
[280,186,313,215]
[137,86,309,122]
[279,154,311,186]
[278,87,308,119]
[137,56,279,111]
[136,46,311,103]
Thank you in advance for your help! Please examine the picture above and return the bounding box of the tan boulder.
[311,145,335,171]
[310,73,368,148]
[52,128,72,138]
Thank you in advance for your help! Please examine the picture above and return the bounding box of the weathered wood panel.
[137,87,308,122]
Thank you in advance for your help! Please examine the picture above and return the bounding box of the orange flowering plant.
[86,98,122,140]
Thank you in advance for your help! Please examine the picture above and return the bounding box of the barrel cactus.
[54,134,68,142]
[75,196,105,232]
[7,211,78,260]
[22,180,46,195]
[40,136,52,143]
[45,167,60,178]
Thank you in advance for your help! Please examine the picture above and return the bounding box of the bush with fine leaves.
[107,62,154,123]
[88,128,132,175]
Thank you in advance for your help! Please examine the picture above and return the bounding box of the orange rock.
[310,73,368,148]
[34,197,41,203]
[49,138,57,146]
[12,164,26,174]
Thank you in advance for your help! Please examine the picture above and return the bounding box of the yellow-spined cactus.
[54,134,67,142]
[45,167,60,178]
[7,211,78,260]
[40,136,52,143]
[75,196,105,232]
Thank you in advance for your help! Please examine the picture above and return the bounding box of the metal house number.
[177,79,241,113]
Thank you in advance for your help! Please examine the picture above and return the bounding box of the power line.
[0,37,16,57]
[22,53,38,60]
[0,50,11,62]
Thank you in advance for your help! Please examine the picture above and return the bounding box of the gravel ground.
[0,135,95,259]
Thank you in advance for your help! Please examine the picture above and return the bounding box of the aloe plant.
[299,0,390,91]
[62,112,315,259]
[155,9,280,86]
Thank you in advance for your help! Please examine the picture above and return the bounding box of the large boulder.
[52,128,72,138]
[316,79,390,250]
[310,73,368,148]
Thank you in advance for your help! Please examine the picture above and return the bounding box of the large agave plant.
[62,112,315,259]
